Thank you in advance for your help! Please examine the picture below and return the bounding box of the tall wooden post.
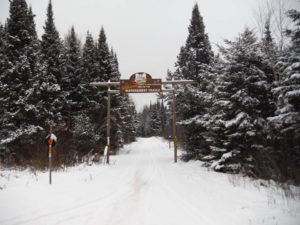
[107,88,111,164]
[49,144,52,184]
[89,78,194,165]
[172,86,177,163]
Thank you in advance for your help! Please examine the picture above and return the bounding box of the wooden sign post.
[46,133,57,184]
[90,74,193,164]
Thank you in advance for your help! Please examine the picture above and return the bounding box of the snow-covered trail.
[0,137,299,225]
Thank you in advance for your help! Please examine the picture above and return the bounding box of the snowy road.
[0,137,300,225]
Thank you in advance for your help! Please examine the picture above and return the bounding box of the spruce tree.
[268,9,300,182]
[0,0,42,151]
[96,28,125,151]
[210,28,275,175]
[39,0,65,127]
[0,22,9,145]
[137,105,151,137]
[41,0,64,83]
[97,27,112,82]
[80,31,101,108]
[168,4,215,160]
[63,26,82,114]
[149,102,161,136]
[120,95,137,142]
[73,31,102,155]
[286,9,300,51]
[262,19,276,56]
[261,19,278,81]
[26,7,37,38]
[109,49,137,143]
[109,48,124,148]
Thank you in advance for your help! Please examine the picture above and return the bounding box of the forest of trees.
[165,3,300,183]
[0,0,137,168]
[0,0,299,184]
[137,100,169,137]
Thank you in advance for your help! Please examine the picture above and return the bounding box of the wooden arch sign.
[120,72,161,94]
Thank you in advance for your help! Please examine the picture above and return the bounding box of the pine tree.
[26,7,37,38]
[0,23,8,94]
[109,48,124,148]
[159,99,168,136]
[261,19,278,82]
[168,4,215,160]
[149,102,161,136]
[41,0,64,83]
[268,9,300,182]
[137,105,151,137]
[0,22,9,144]
[120,95,137,143]
[210,28,276,175]
[0,0,42,151]
[109,48,137,147]
[97,27,112,82]
[80,31,100,108]
[39,0,65,127]
[63,26,82,114]
[262,19,275,55]
[286,9,300,52]
[72,31,102,156]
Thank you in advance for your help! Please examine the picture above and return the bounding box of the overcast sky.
[0,0,299,111]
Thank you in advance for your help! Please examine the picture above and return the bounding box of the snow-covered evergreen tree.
[41,0,64,84]
[120,95,137,143]
[168,3,215,160]
[97,27,112,82]
[268,9,300,181]
[110,48,137,147]
[109,48,124,149]
[136,102,166,137]
[0,0,43,153]
[0,23,8,118]
[149,102,162,136]
[261,19,278,82]
[80,31,101,110]
[63,26,82,118]
[286,9,300,52]
[210,28,276,174]
[137,105,151,137]
[39,0,65,127]
[0,22,9,150]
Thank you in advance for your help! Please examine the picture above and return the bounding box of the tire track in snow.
[150,149,215,225]
[0,152,142,225]
[103,143,160,225]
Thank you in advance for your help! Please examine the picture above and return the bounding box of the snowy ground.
[0,137,300,225]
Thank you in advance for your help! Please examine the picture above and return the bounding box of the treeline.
[137,100,168,137]
[167,4,300,183]
[0,0,137,168]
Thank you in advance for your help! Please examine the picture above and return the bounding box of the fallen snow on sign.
[50,133,57,142]
[0,137,300,225]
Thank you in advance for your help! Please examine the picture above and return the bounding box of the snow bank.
[0,137,299,225]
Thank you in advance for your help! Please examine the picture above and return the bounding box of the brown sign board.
[120,72,162,94]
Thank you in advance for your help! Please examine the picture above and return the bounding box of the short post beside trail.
[46,133,57,184]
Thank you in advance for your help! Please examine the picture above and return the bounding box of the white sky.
[0,0,299,111]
